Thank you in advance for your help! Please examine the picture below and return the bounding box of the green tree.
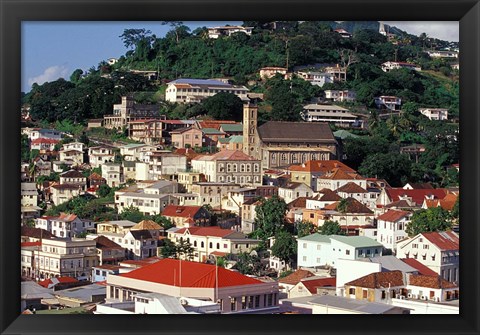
[252,196,288,244]
[232,252,264,276]
[358,152,412,187]
[405,207,453,237]
[176,239,194,260]
[21,134,30,162]
[318,220,344,235]
[120,205,145,223]
[202,93,243,121]
[294,220,318,238]
[96,184,112,198]
[160,238,177,258]
[149,215,174,230]
[271,230,297,268]
[70,69,84,84]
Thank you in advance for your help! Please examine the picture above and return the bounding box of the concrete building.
[104,96,162,129]
[165,79,249,104]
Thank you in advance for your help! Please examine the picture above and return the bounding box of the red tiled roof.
[198,120,237,130]
[119,258,262,288]
[401,258,439,276]
[300,277,336,293]
[279,269,315,285]
[31,138,59,144]
[287,197,309,209]
[38,276,78,288]
[94,235,123,250]
[289,160,355,173]
[208,150,257,161]
[336,182,368,194]
[89,172,104,180]
[325,198,373,214]
[422,231,459,251]
[385,188,448,206]
[57,212,78,222]
[174,226,236,238]
[316,189,342,202]
[408,274,457,289]
[321,168,364,181]
[162,205,202,218]
[345,270,405,289]
[376,210,411,222]
[424,193,457,211]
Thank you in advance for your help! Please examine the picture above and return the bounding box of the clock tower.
[243,103,258,157]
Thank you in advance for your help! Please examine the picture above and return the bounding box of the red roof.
[162,205,202,218]
[300,277,336,293]
[38,276,78,288]
[289,160,355,174]
[119,258,263,288]
[422,231,459,251]
[401,258,439,276]
[424,193,458,211]
[321,168,364,181]
[279,269,315,285]
[21,241,41,248]
[174,226,235,238]
[376,210,411,222]
[31,138,59,144]
[385,188,448,206]
[198,120,237,130]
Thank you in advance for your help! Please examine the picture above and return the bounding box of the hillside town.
[20,21,459,315]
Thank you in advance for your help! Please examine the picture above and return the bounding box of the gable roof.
[336,182,368,194]
[128,230,154,240]
[315,189,342,202]
[345,270,405,289]
[376,210,411,222]
[162,205,203,218]
[279,269,315,285]
[287,197,309,209]
[281,182,309,190]
[400,258,439,276]
[423,193,458,211]
[131,220,162,231]
[326,198,373,214]
[220,123,243,132]
[421,231,459,251]
[94,235,123,250]
[209,150,257,161]
[408,274,457,289]
[384,188,448,206]
[89,172,104,180]
[54,213,79,222]
[257,121,336,143]
[119,258,263,288]
[321,168,364,181]
[60,170,85,178]
[300,277,337,293]
[202,128,226,136]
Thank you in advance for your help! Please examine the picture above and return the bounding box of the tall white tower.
[379,21,387,36]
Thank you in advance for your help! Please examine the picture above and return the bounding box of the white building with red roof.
[106,258,279,313]
[317,168,366,192]
[167,226,260,263]
[162,205,212,228]
[376,209,413,252]
[396,231,459,283]
[191,150,262,186]
[381,61,421,72]
[377,188,448,208]
[30,138,59,152]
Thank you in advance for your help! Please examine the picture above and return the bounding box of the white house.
[301,104,357,127]
[381,61,421,72]
[419,108,448,121]
[21,183,38,208]
[297,234,383,269]
[317,168,366,192]
[374,96,402,111]
[296,71,334,87]
[207,26,253,39]
[165,79,249,104]
[278,182,314,204]
[324,90,356,102]
[102,163,124,187]
[29,128,63,141]
[50,184,83,206]
[88,146,115,168]
[376,210,412,252]
[396,231,459,283]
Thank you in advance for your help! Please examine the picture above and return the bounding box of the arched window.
[194,241,197,247]
[201,241,204,248]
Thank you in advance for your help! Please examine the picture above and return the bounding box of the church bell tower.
[243,103,258,157]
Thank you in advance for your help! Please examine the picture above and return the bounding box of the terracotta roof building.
[106,258,279,313]
[162,205,211,228]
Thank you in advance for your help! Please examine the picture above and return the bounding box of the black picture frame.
[1,0,479,334]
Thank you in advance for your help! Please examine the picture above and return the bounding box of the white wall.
[335,259,382,292]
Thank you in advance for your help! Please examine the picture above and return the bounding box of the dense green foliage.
[405,207,453,237]
[271,230,297,267]
[251,196,289,246]
[318,220,344,235]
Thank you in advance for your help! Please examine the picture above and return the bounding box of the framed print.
[1,0,479,334]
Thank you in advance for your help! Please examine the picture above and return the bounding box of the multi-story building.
[170,127,203,149]
[301,104,358,127]
[396,231,459,283]
[88,146,115,168]
[127,119,165,144]
[49,213,94,238]
[167,226,260,262]
[317,168,366,191]
[419,108,448,121]
[324,90,356,102]
[103,96,162,129]
[106,258,279,314]
[59,170,87,190]
[426,50,459,58]
[147,152,187,179]
[115,192,178,216]
[190,182,240,208]
[26,238,99,281]
[374,96,402,111]
[21,183,38,208]
[102,163,124,187]
[94,236,126,265]
[243,104,338,170]
[376,210,413,252]
[165,79,249,104]
[324,65,347,82]
[289,160,355,192]
[30,138,60,152]
[296,71,334,87]
[297,234,383,268]
[162,205,212,228]
[278,182,314,204]
[191,150,262,186]
[50,184,83,206]
[29,128,63,141]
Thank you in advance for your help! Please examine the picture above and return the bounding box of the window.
[242,296,247,309]
[302,256,307,262]
[316,245,321,250]
[362,290,368,299]
[230,297,237,311]
[412,243,418,249]
[348,288,355,295]
[423,245,429,249]
[346,250,350,255]
[303,243,307,249]
[254,295,260,308]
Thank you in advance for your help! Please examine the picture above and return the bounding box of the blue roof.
[170,78,231,87]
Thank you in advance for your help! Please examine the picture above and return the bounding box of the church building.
[243,103,338,170]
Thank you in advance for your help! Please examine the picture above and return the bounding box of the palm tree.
[336,198,350,235]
